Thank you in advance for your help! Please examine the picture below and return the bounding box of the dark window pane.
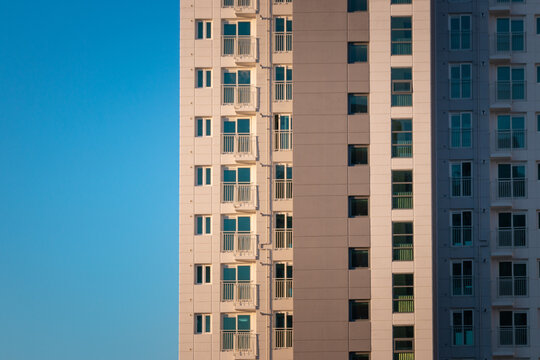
[348,94,368,114]
[350,300,369,320]
[349,197,368,217]
[348,43,368,63]
[349,145,368,165]
[349,353,369,360]
[348,0,367,12]
[350,248,369,268]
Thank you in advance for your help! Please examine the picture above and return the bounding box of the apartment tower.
[180,0,540,359]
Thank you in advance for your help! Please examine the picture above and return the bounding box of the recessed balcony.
[221,0,258,17]
[222,85,258,114]
[221,231,257,260]
[221,331,257,359]
[222,36,258,65]
[221,134,257,162]
[221,281,258,310]
[221,182,258,210]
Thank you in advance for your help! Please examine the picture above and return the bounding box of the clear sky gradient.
[0,1,178,359]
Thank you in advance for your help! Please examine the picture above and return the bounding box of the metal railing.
[274,179,292,200]
[498,276,528,296]
[392,246,414,261]
[492,32,526,53]
[495,129,526,150]
[221,134,253,155]
[221,331,256,353]
[490,0,525,6]
[222,85,256,107]
[274,32,292,52]
[274,81,293,101]
[222,36,256,59]
[221,231,256,256]
[222,183,257,206]
[221,281,256,304]
[451,176,472,197]
[452,325,474,346]
[451,226,473,247]
[274,279,293,299]
[274,0,292,3]
[497,227,526,247]
[498,326,528,346]
[451,275,473,296]
[393,297,414,313]
[221,0,256,10]
[497,178,526,198]
[392,193,413,209]
[495,80,526,101]
[275,229,293,249]
[274,130,292,151]
[393,352,414,360]
[274,329,293,348]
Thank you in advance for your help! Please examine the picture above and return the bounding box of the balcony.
[221,331,257,358]
[222,36,257,64]
[222,134,256,162]
[493,130,526,156]
[451,226,473,247]
[451,276,473,296]
[221,231,257,259]
[489,0,525,13]
[274,33,292,53]
[498,326,528,346]
[274,130,292,151]
[490,32,526,62]
[221,0,257,17]
[450,177,472,197]
[275,229,293,249]
[222,183,258,210]
[452,326,474,346]
[393,352,414,360]
[498,276,528,296]
[274,0,292,3]
[222,85,258,113]
[274,179,292,200]
[393,297,414,313]
[274,329,293,349]
[274,81,293,102]
[497,227,526,247]
[392,245,413,261]
[274,279,293,299]
[221,281,257,309]
[493,81,526,107]
[496,178,526,199]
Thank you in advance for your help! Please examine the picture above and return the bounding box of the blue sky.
[0,1,178,359]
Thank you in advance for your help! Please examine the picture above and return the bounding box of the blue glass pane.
[223,169,236,183]
[197,119,203,136]
[223,121,236,134]
[237,266,250,281]
[275,165,285,179]
[205,217,211,234]
[238,22,250,36]
[223,218,236,232]
[205,168,211,185]
[275,18,284,32]
[205,119,211,136]
[237,119,250,133]
[206,22,211,38]
[223,72,236,85]
[238,70,250,84]
[237,315,250,330]
[275,66,285,81]
[237,216,251,231]
[196,217,203,234]
[197,22,203,39]
[223,316,236,330]
[223,268,236,281]
[238,168,250,182]
[196,168,203,185]
[223,24,236,36]
[197,70,203,87]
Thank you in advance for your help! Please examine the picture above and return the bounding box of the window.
[497,163,526,198]
[392,0,411,3]
[196,118,212,137]
[537,65,540,83]
[274,17,292,52]
[274,114,292,151]
[391,17,412,55]
[392,119,412,157]
[348,42,368,63]
[496,114,525,150]
[222,69,252,105]
[222,167,253,203]
[274,312,293,348]
[222,117,252,154]
[451,260,473,296]
[275,263,293,299]
[222,216,252,252]
[451,211,472,247]
[499,311,528,346]
[274,164,292,200]
[449,112,472,148]
[392,170,413,209]
[349,300,369,321]
[222,21,252,57]
[392,222,413,261]
[537,113,540,132]
[222,265,252,302]
[349,248,369,269]
[496,66,525,101]
[348,0,367,12]
[195,166,212,186]
[450,162,472,197]
[196,20,212,39]
[349,145,368,165]
[348,94,368,114]
[349,353,369,360]
[393,274,414,313]
[195,215,212,235]
[349,197,368,217]
[391,68,412,106]
[221,314,252,351]
[450,63,471,99]
[498,262,527,296]
[393,326,414,360]
[195,69,212,88]
[195,314,211,334]
[452,310,473,346]
[449,15,471,50]
[195,264,211,284]
[275,213,293,249]
[498,212,526,247]
[496,18,524,52]
[274,65,292,101]
[537,17,540,35]
[538,162,540,180]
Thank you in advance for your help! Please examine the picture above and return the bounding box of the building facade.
[179,0,540,359]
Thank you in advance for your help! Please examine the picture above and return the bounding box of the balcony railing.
[498,326,528,346]
[221,281,256,304]
[497,178,526,198]
[222,183,257,206]
[392,193,413,209]
[222,36,256,59]
[498,276,528,296]
[222,134,254,156]
[495,81,526,101]
[221,331,256,354]
[221,231,256,257]
[274,33,292,53]
[274,329,293,348]
[451,226,472,247]
[393,297,414,313]
[497,227,526,247]
[495,129,526,150]
[221,0,257,11]
[274,279,293,299]
[490,0,525,7]
[274,130,292,151]
[274,179,292,200]
[393,352,414,360]
[275,229,293,249]
[222,85,257,108]
[492,32,526,53]
[451,177,472,197]
[392,245,413,261]
[451,275,473,296]
[274,0,292,3]
[452,326,474,346]
[274,81,292,101]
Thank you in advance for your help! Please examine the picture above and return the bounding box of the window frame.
[451,309,474,346]
[195,313,212,334]
[392,273,414,313]
[195,166,212,186]
[348,0,367,12]
[449,63,472,100]
[348,42,368,63]
[450,210,473,247]
[195,117,212,137]
[348,145,368,165]
[392,170,413,209]
[449,112,472,148]
[195,20,212,40]
[391,67,413,107]
[391,119,413,158]
[195,264,212,284]
[450,161,472,198]
[392,222,414,261]
[195,215,212,235]
[449,14,472,51]
[391,16,412,55]
[195,68,212,88]
[348,93,368,114]
[349,248,369,269]
[349,196,369,217]
[349,300,369,321]
[451,259,473,296]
